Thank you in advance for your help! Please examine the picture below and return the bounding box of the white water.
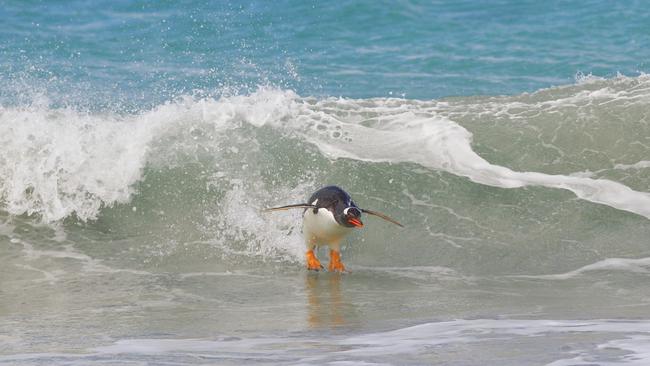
[3,318,650,365]
[2,77,650,223]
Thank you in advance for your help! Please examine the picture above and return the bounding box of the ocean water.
[2,1,650,365]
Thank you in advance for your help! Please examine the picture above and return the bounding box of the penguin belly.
[303,209,352,246]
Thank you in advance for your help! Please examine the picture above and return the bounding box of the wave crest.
[2,77,650,224]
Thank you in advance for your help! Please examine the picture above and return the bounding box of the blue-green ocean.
[2,1,650,365]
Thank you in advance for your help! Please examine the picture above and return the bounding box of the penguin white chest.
[303,208,352,244]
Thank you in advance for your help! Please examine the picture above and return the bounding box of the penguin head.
[340,206,363,228]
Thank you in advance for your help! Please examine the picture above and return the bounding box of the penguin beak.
[348,217,364,228]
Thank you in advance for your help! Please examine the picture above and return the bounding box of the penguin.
[264,185,403,272]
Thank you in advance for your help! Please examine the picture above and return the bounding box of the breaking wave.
[2,75,650,222]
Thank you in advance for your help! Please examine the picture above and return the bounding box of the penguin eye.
[344,207,360,217]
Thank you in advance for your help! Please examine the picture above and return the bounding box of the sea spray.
[3,78,650,223]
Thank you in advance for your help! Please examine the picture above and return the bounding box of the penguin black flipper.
[361,208,404,227]
[263,203,317,212]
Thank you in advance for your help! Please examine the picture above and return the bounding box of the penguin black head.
[340,206,363,228]
[307,186,364,229]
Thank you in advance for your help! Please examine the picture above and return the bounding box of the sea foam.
[2,79,650,223]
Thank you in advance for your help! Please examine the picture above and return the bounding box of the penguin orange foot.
[264,185,403,272]
[328,250,346,272]
[306,249,324,271]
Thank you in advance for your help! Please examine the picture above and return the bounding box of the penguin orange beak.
[348,217,363,228]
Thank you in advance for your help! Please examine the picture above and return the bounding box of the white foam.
[95,338,264,354]
[546,335,650,366]
[615,161,650,171]
[356,265,463,282]
[178,270,265,279]
[0,89,303,222]
[513,257,650,280]
[203,178,312,263]
[4,318,650,365]
[3,83,650,224]
[281,96,650,220]
[13,263,62,283]
[337,319,650,359]
[0,105,158,222]
[598,336,650,366]
[68,319,650,365]
[16,239,153,276]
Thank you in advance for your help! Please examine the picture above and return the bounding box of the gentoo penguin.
[264,186,403,272]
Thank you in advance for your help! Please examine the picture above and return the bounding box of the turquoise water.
[2,0,648,106]
[2,1,650,365]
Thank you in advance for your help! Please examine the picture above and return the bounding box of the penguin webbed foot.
[328,250,347,273]
[306,249,324,271]
[308,263,325,272]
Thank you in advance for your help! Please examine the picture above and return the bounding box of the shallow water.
[2,1,650,365]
